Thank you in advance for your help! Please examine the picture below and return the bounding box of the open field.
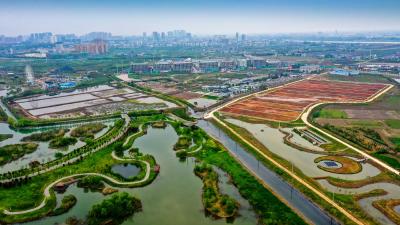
[11,85,177,119]
[313,83,400,171]
[220,79,389,122]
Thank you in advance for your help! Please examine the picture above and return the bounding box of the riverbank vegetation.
[50,195,77,216]
[0,143,38,166]
[0,114,162,224]
[21,128,68,142]
[372,199,400,224]
[0,118,124,181]
[0,106,8,121]
[77,176,105,191]
[0,134,13,142]
[194,163,238,218]
[173,136,191,150]
[49,137,78,149]
[170,120,307,224]
[70,123,106,140]
[211,114,371,225]
[151,121,166,128]
[87,192,142,225]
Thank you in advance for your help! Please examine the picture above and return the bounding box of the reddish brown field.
[220,79,389,122]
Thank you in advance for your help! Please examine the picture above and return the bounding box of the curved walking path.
[204,79,398,225]
[123,124,144,147]
[4,157,150,215]
[187,138,205,154]
[301,85,399,175]
[208,112,364,225]
[3,117,152,216]
[1,114,132,183]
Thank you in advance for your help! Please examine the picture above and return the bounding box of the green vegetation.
[77,176,105,191]
[390,137,400,149]
[385,119,400,129]
[50,195,77,216]
[351,120,383,128]
[54,152,64,159]
[171,122,307,224]
[173,136,191,150]
[0,143,38,166]
[213,115,366,225]
[325,74,391,83]
[354,189,387,201]
[200,150,306,224]
[21,129,68,142]
[0,115,161,224]
[203,95,220,100]
[194,163,238,218]
[372,199,400,225]
[171,107,195,121]
[87,192,142,225]
[0,134,13,142]
[176,150,188,160]
[0,106,8,121]
[49,137,78,149]
[151,121,166,128]
[70,123,106,140]
[322,124,388,152]
[372,152,400,168]
[317,108,347,119]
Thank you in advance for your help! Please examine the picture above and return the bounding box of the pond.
[26,125,257,225]
[318,160,342,169]
[111,163,141,179]
[318,179,400,225]
[224,118,381,180]
[197,120,340,225]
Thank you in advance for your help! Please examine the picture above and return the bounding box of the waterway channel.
[197,120,340,225]
[0,120,114,173]
[25,125,258,225]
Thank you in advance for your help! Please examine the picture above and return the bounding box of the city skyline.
[1,0,400,36]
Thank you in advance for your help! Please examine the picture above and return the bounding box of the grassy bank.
[211,115,368,225]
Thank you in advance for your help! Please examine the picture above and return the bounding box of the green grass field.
[325,74,391,84]
[385,119,400,129]
[351,120,383,128]
[318,109,348,119]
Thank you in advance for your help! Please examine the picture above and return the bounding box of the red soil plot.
[220,79,389,122]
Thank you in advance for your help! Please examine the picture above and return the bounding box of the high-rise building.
[74,40,108,54]
[50,35,57,44]
[29,32,53,43]
[82,32,112,41]
[152,32,160,41]
[143,32,147,38]
[241,34,246,42]
[235,32,239,42]
[161,32,166,40]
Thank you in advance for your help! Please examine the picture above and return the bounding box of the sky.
[0,0,399,36]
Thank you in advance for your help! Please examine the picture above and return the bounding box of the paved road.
[301,84,399,175]
[202,78,392,225]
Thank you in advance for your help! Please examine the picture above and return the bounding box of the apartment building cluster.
[130,57,268,74]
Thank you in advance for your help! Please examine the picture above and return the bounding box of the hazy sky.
[1,0,399,36]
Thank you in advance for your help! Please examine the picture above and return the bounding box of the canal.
[197,119,340,225]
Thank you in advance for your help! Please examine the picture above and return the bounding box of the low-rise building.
[131,63,151,74]
[172,62,193,73]
[330,69,360,76]
[300,65,321,73]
